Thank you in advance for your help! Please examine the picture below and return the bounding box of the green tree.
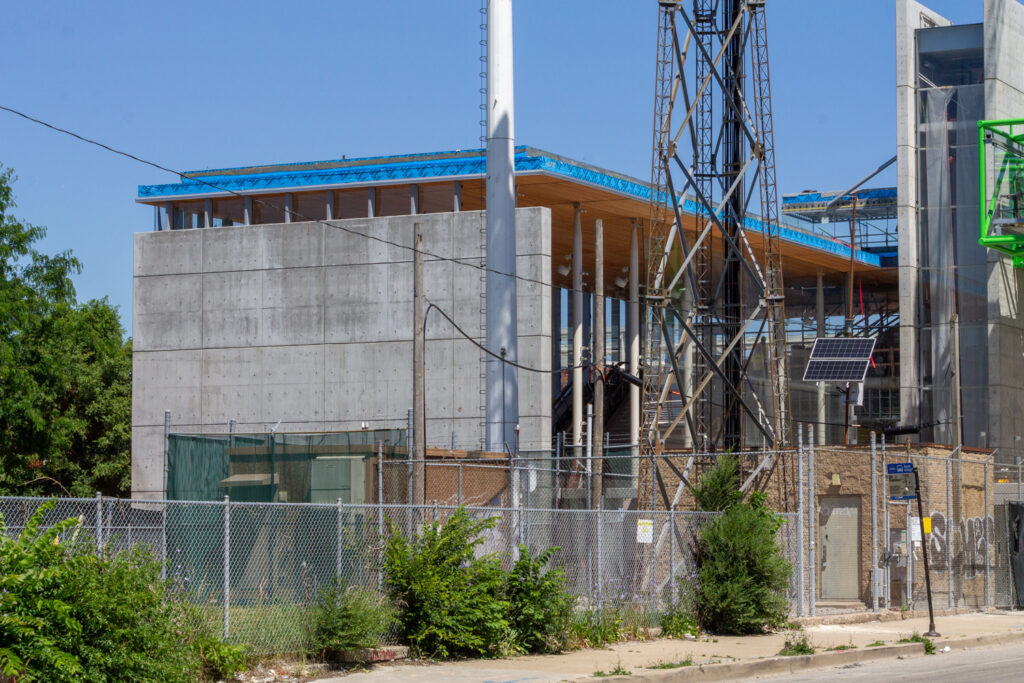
[0,166,131,497]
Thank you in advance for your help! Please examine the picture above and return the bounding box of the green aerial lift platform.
[980,118,1024,266]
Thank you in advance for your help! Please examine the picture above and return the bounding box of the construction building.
[130,0,1024,501]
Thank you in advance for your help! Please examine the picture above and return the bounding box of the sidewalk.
[322,611,1024,682]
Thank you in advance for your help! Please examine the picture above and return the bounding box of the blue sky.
[0,1,980,335]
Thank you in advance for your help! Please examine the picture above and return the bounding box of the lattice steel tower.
[645,0,790,454]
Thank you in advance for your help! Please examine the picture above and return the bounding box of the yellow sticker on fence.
[923,517,932,534]
[636,519,654,544]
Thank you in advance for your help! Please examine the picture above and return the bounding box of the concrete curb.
[595,629,1024,682]
[793,606,982,627]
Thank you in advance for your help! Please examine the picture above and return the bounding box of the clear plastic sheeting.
[919,84,985,445]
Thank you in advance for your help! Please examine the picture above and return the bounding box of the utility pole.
[412,222,425,505]
[593,218,604,506]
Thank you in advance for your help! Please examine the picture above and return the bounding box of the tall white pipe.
[629,220,640,461]
[485,0,518,452]
[573,204,584,447]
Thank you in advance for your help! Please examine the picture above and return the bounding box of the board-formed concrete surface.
[132,208,551,498]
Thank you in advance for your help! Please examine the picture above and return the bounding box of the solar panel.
[802,337,877,383]
[809,337,876,360]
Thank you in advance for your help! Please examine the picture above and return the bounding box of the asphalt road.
[752,642,1024,682]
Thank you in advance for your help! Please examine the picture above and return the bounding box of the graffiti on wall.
[919,511,992,578]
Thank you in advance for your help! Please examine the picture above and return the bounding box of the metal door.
[819,496,861,600]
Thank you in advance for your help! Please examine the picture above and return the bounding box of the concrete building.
[132,147,886,499]
[897,0,1024,465]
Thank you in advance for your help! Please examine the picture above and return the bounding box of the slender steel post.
[669,504,675,597]
[946,457,953,608]
[797,426,805,616]
[807,424,816,616]
[223,495,230,640]
[914,469,939,636]
[377,442,384,592]
[458,464,463,506]
[163,410,171,498]
[871,432,879,612]
[596,496,603,608]
[342,499,350,581]
[95,492,103,552]
[985,460,991,607]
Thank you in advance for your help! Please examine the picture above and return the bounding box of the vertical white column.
[629,219,640,461]
[367,188,377,217]
[484,0,518,452]
[325,191,335,221]
[410,184,420,215]
[243,197,253,226]
[453,181,463,212]
[573,203,584,448]
[203,199,213,228]
[284,193,294,223]
[816,269,826,445]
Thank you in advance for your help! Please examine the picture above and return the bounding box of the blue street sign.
[887,462,916,500]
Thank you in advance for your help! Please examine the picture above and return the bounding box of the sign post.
[913,466,940,637]
[886,462,938,636]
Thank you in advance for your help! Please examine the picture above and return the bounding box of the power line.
[0,103,600,297]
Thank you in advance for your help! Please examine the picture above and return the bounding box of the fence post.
[377,442,385,592]
[223,495,230,640]
[946,457,953,608]
[797,426,805,617]
[807,424,816,617]
[882,434,889,608]
[342,497,350,581]
[871,432,879,613]
[94,492,103,552]
[668,504,675,600]
[163,410,171,498]
[596,497,603,609]
[985,459,991,607]
[458,464,463,506]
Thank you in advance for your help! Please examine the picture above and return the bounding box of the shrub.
[0,500,243,682]
[383,508,511,659]
[778,634,814,656]
[660,580,698,638]
[570,606,623,648]
[693,492,791,634]
[504,545,575,653]
[308,578,396,661]
[691,455,743,512]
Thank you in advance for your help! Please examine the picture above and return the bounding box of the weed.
[826,643,856,651]
[778,634,815,656]
[308,578,396,661]
[866,640,886,647]
[897,633,935,655]
[505,545,576,654]
[592,657,631,677]
[648,657,694,669]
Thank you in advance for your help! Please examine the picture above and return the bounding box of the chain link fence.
[1,494,798,656]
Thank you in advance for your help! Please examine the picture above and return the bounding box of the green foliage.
[383,509,511,659]
[865,639,886,647]
[778,634,815,656]
[0,500,242,682]
[649,657,694,669]
[571,606,623,648]
[505,545,575,653]
[693,492,792,634]
[691,455,743,511]
[592,659,631,677]
[308,578,397,661]
[660,581,698,638]
[0,167,131,497]
[898,633,935,654]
